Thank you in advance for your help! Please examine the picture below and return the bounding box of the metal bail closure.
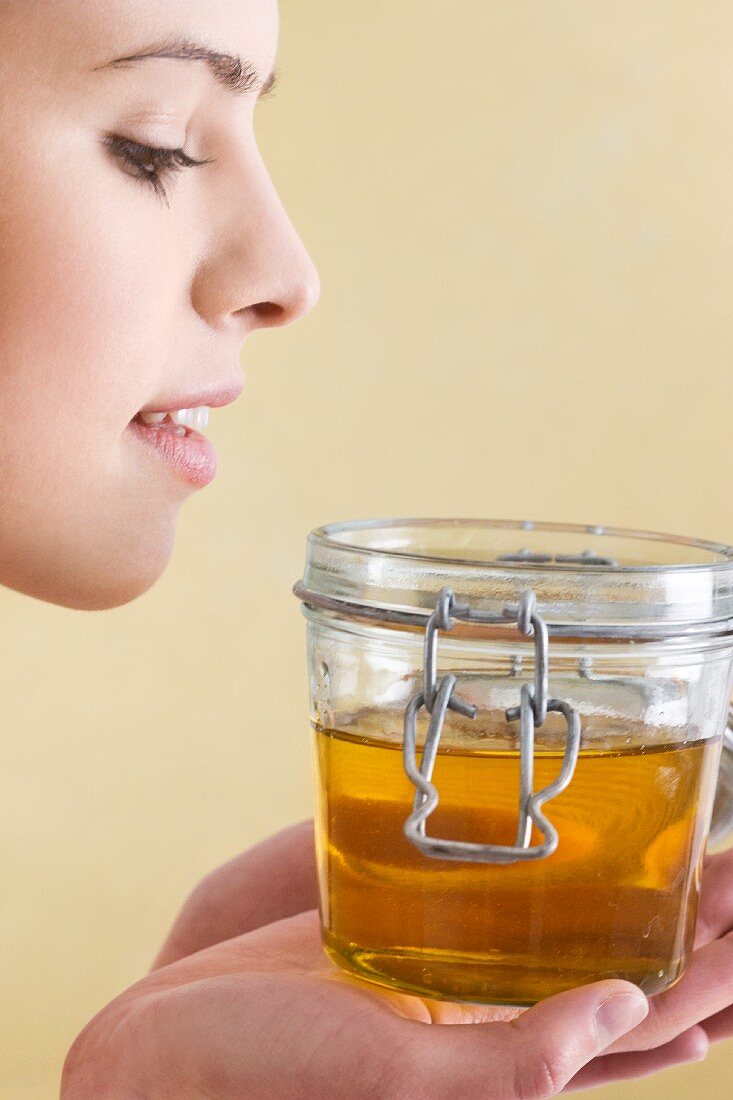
[402,588,582,863]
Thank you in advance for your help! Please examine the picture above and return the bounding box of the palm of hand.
[64,910,532,1099]
[62,824,733,1099]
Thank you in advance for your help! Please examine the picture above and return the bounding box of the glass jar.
[294,519,733,1006]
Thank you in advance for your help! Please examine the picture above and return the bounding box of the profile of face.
[0,0,319,611]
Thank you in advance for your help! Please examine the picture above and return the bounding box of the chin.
[59,568,169,612]
[1,519,178,611]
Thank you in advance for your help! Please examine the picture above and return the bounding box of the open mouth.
[130,407,210,436]
[127,408,218,488]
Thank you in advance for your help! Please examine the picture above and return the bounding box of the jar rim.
[314,518,733,572]
[295,518,733,636]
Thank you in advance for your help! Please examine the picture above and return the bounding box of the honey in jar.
[314,718,720,1004]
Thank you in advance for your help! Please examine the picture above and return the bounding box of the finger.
[605,928,733,1053]
[563,1026,709,1092]
[695,848,733,948]
[701,1004,733,1043]
[151,819,317,970]
[414,980,649,1098]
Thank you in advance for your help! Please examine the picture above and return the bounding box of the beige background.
[3,1,733,1095]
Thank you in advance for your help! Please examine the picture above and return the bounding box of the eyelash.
[103,135,214,203]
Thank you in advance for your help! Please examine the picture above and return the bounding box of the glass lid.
[295,518,733,636]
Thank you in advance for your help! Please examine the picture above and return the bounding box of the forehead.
[4,0,279,87]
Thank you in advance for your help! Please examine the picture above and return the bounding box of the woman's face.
[0,0,319,610]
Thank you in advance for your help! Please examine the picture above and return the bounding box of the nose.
[191,149,321,336]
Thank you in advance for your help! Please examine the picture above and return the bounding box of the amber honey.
[313,720,721,1005]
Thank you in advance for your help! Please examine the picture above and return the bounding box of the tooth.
[138,410,168,425]
[170,407,210,431]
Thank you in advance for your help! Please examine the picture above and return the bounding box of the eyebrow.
[93,36,277,97]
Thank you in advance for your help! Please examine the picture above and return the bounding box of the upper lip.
[136,377,244,415]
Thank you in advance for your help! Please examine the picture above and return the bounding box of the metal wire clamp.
[402,587,582,863]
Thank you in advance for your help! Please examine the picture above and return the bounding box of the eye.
[102,135,214,204]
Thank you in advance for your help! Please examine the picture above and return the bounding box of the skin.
[0,0,318,611]
[0,0,728,1095]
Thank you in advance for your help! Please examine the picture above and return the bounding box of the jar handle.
[402,588,581,864]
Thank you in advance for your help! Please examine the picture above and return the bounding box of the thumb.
[494,980,649,1098]
[420,980,649,1099]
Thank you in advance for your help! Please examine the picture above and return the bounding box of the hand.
[63,904,656,1099]
[149,820,320,971]
[151,822,733,1086]
[61,822,731,1097]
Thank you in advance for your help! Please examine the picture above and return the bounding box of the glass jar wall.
[296,520,733,1005]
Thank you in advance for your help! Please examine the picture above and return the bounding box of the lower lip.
[127,418,219,488]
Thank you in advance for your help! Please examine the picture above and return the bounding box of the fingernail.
[594,992,649,1045]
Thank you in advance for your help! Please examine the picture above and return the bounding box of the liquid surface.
[313,722,720,1004]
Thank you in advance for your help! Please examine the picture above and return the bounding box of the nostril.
[252,300,286,323]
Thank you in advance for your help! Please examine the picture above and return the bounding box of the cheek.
[0,128,193,608]
[0,143,174,427]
